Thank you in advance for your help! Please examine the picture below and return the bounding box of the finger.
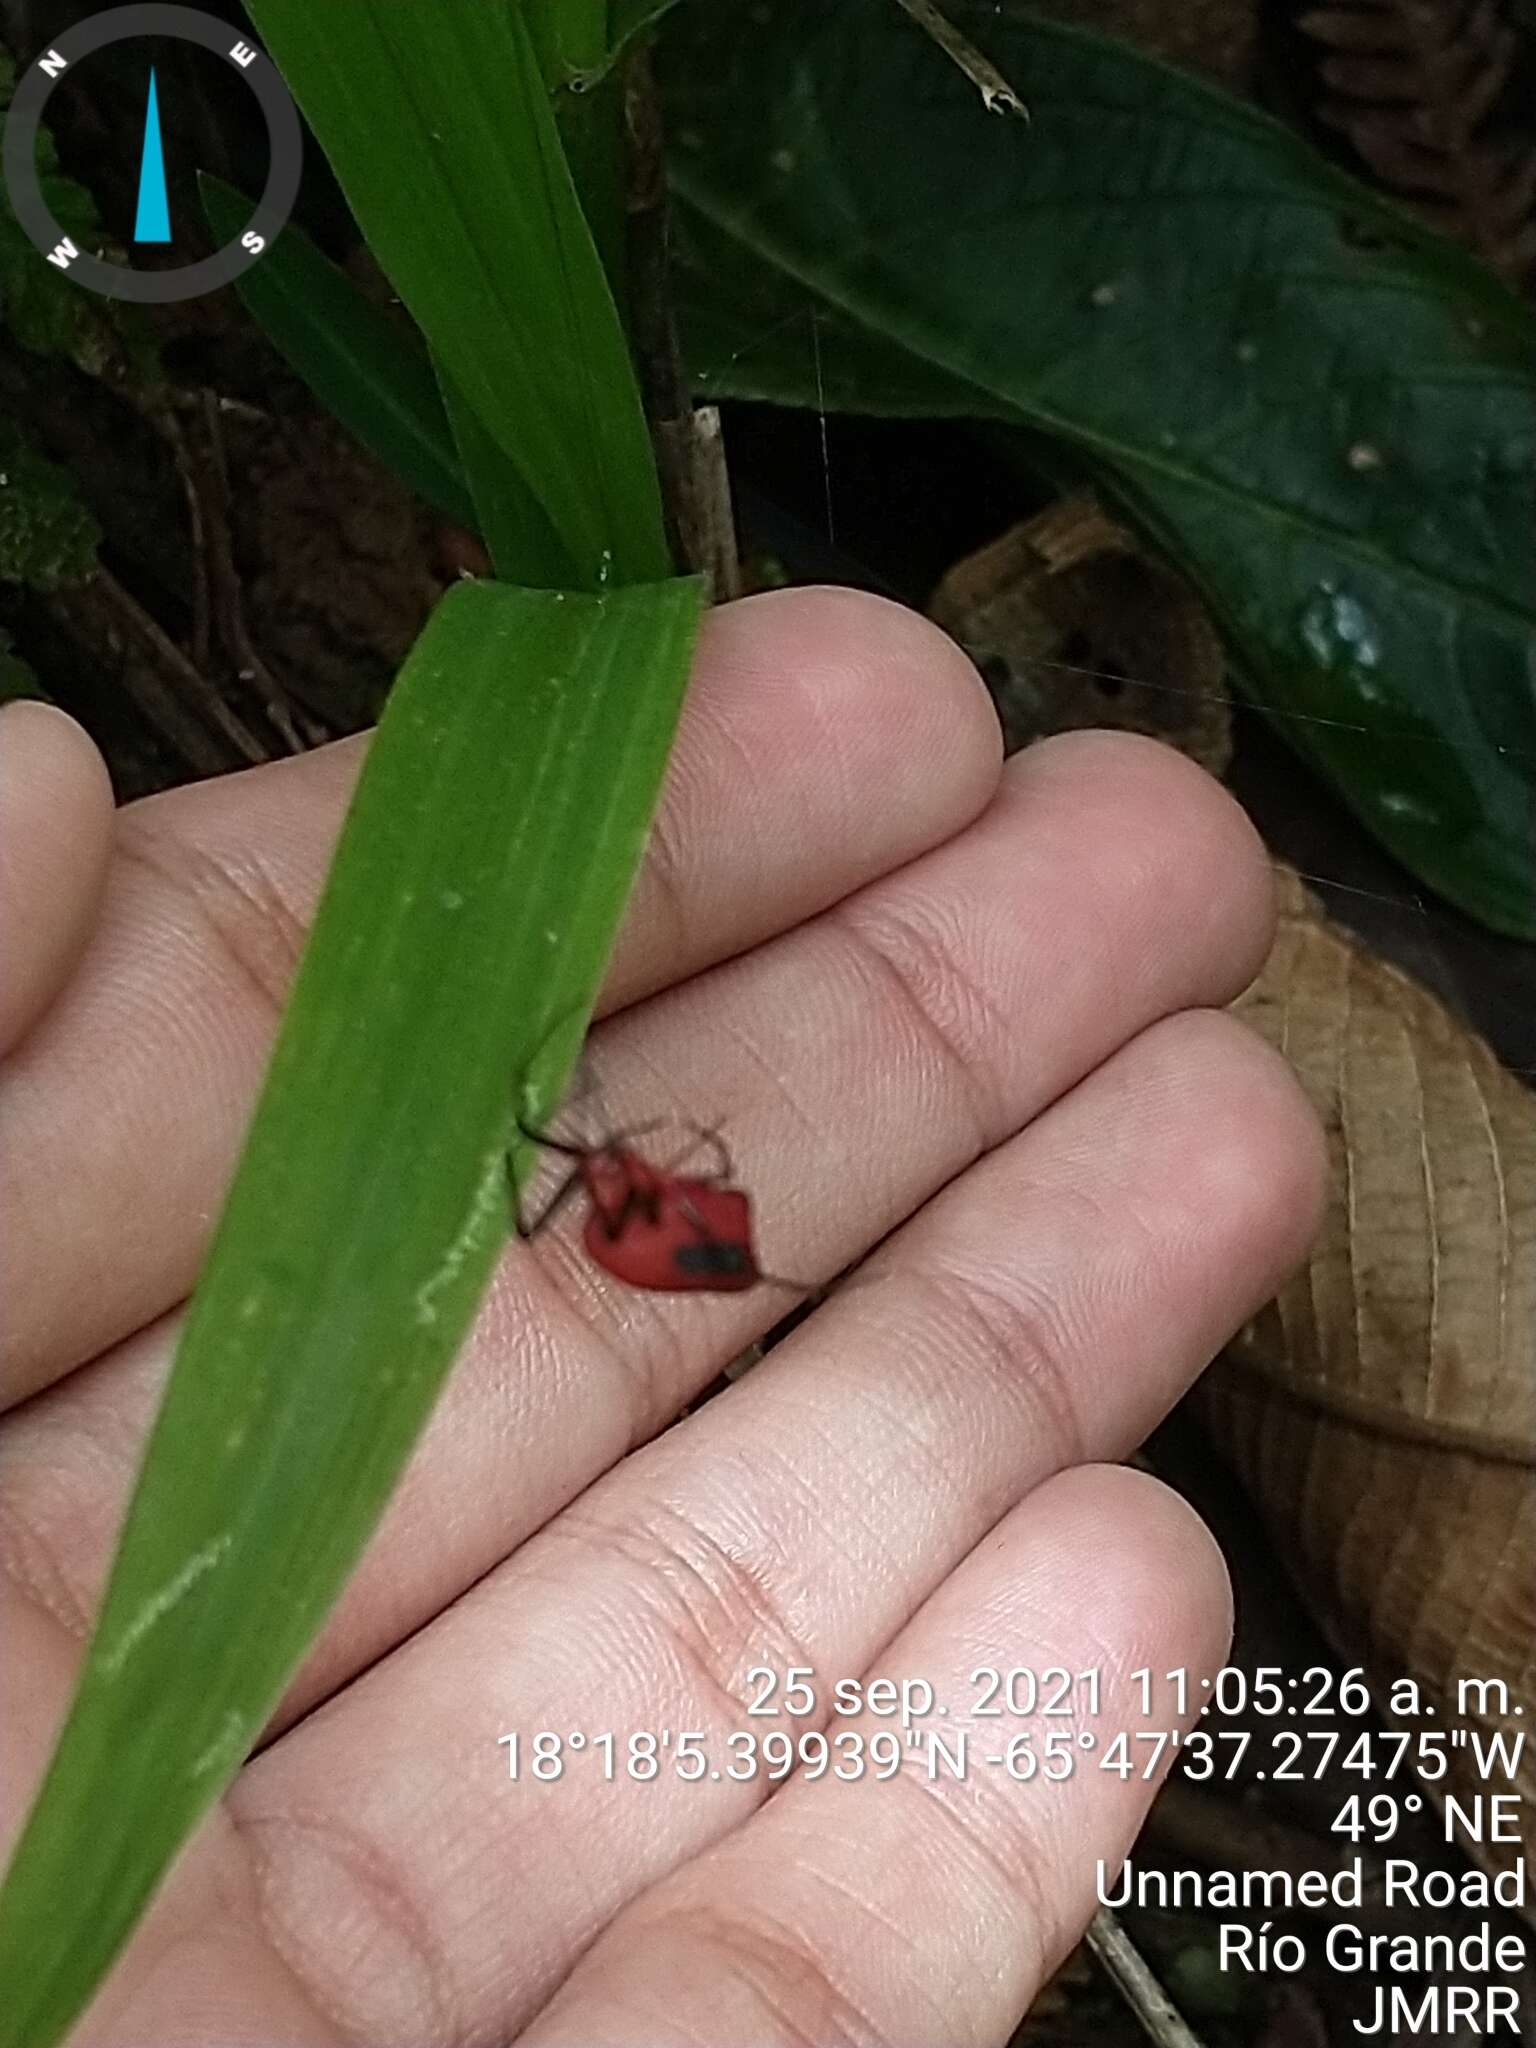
[35,1469,1220,2048]
[0,736,1287,1733]
[0,588,1001,1403]
[199,1004,1316,2045]
[0,702,113,1054]
[520,1466,1230,2048]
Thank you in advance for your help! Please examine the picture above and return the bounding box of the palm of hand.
[0,589,1321,2046]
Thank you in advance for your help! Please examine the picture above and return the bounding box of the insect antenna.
[656,1121,734,1182]
[515,1115,669,1158]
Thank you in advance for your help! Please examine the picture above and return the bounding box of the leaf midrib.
[675,181,1536,633]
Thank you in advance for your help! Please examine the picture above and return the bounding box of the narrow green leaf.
[554,65,631,331]
[524,1,683,86]
[0,574,704,2048]
[607,0,685,72]
[437,354,574,583]
[524,0,609,84]
[200,175,572,583]
[246,0,669,589]
[661,0,1536,936]
[201,136,620,586]
[198,173,477,532]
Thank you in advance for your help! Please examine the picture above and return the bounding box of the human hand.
[0,588,1324,2046]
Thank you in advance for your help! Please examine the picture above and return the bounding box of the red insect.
[513,1119,800,1295]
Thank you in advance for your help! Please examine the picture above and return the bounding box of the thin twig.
[163,409,212,674]
[891,0,1030,118]
[195,391,309,752]
[1086,1909,1208,2048]
[166,386,272,428]
[83,569,268,771]
[139,387,315,753]
[625,46,743,596]
[688,407,742,602]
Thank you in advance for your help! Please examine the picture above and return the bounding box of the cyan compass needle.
[133,67,171,243]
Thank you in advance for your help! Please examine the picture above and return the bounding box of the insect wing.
[583,1179,760,1293]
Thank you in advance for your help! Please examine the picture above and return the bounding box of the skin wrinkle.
[628,1896,885,2048]
[656,1007,829,1179]
[111,824,310,1027]
[0,1334,178,1641]
[787,1861,952,2044]
[892,1258,1090,1476]
[227,1803,456,2048]
[792,1370,969,1569]
[829,903,1000,1156]
[0,1482,92,1642]
[914,1754,1029,1896]
[685,1424,845,1595]
[626,770,694,975]
[81,1801,346,2048]
[798,668,863,869]
[543,1489,821,1732]
[775,1862,947,2043]
[738,1028,829,1163]
[698,691,775,842]
[877,887,1021,1083]
[891,1761,1055,1982]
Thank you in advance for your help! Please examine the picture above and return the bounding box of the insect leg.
[515,1118,589,1160]
[595,1182,662,1244]
[509,1155,584,1240]
[517,1115,670,1156]
[657,1123,735,1182]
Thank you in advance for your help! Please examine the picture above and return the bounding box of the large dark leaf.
[660,0,1536,937]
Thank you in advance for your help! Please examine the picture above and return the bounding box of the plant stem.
[1087,1908,1208,2048]
[624,47,741,596]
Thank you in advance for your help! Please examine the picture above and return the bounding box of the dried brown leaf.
[1032,0,1259,90]
[1203,870,1535,1907]
[1294,0,1536,287]
[928,495,1233,772]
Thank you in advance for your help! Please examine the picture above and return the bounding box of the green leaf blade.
[662,0,1536,934]
[437,352,577,585]
[198,173,478,532]
[0,574,703,2048]
[245,0,669,589]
